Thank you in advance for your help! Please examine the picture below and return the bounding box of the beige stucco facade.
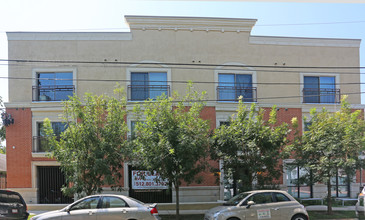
[5,15,363,204]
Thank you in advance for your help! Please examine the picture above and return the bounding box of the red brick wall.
[262,107,303,185]
[181,106,218,187]
[6,108,32,188]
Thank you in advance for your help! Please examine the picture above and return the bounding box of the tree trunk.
[175,183,180,220]
[327,178,333,215]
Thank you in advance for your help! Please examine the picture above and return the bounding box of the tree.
[133,84,211,220]
[211,99,291,194]
[43,87,130,196]
[287,96,365,214]
[0,96,5,154]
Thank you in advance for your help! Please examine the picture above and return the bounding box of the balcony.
[32,136,62,153]
[32,85,75,102]
[303,88,340,104]
[217,86,257,102]
[33,136,51,153]
[128,85,170,101]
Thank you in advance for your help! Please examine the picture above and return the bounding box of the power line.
[1,59,363,70]
[1,59,364,77]
[1,91,364,111]
[0,76,363,86]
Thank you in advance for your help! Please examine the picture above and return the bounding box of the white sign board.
[257,209,271,219]
[132,170,169,190]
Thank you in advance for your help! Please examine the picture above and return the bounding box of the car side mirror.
[247,201,255,208]
[65,207,70,213]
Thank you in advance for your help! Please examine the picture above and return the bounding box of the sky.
[1,0,365,104]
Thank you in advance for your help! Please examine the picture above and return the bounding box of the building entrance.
[38,166,73,204]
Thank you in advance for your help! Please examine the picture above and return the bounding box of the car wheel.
[227,218,240,220]
[291,214,308,220]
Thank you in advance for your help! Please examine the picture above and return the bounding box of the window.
[274,193,290,202]
[130,72,169,101]
[303,76,339,103]
[219,121,231,127]
[33,72,74,102]
[286,164,312,198]
[247,192,273,204]
[101,196,128,208]
[331,170,350,198]
[218,74,255,102]
[33,122,67,152]
[70,197,99,211]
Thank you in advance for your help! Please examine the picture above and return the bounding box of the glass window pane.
[52,122,67,136]
[320,76,335,89]
[275,193,290,202]
[249,193,273,204]
[219,74,234,86]
[219,74,235,101]
[71,197,99,211]
[304,77,319,103]
[236,75,253,101]
[236,74,252,87]
[102,196,128,208]
[55,72,73,86]
[131,73,148,100]
[320,76,335,103]
[38,73,55,101]
[149,72,167,99]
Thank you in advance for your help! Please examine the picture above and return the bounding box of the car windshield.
[224,193,250,206]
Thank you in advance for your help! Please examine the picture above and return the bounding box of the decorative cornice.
[7,32,132,41]
[250,35,361,48]
[125,15,257,33]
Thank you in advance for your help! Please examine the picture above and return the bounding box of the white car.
[30,194,160,220]
[204,190,309,220]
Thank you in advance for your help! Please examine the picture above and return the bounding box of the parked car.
[31,194,160,220]
[204,190,309,220]
[0,189,29,220]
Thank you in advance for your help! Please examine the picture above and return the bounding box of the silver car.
[30,194,161,220]
[204,190,309,220]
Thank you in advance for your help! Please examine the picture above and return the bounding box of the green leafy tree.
[43,87,130,196]
[211,99,291,194]
[133,84,211,220]
[287,96,365,214]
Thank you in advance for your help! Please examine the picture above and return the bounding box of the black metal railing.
[217,86,257,102]
[32,85,75,102]
[32,136,60,153]
[128,85,170,101]
[303,88,340,104]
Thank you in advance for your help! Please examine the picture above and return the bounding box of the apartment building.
[5,15,363,204]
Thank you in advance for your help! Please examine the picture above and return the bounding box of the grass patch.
[160,214,204,220]
[308,211,357,219]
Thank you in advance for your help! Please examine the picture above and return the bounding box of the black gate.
[38,166,73,204]
[128,166,172,203]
